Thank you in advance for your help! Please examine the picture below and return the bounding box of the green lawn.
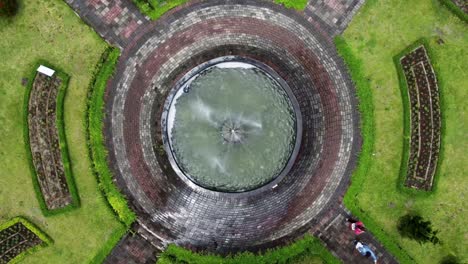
[274,0,308,10]
[0,0,124,263]
[342,0,467,263]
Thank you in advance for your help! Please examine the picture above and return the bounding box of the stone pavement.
[305,0,365,36]
[104,232,159,264]
[60,0,400,263]
[63,0,148,48]
[105,0,359,253]
[310,205,399,264]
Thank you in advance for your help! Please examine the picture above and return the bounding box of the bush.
[440,254,460,264]
[439,0,468,24]
[397,214,439,244]
[131,0,189,20]
[158,235,340,264]
[0,0,18,17]
[85,47,136,226]
[274,0,308,10]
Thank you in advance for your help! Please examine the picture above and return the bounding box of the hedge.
[273,0,308,10]
[131,0,189,20]
[131,0,307,21]
[85,46,136,227]
[23,60,80,216]
[439,0,468,23]
[0,216,53,264]
[334,36,415,264]
[393,38,445,196]
[157,235,340,264]
[89,224,128,264]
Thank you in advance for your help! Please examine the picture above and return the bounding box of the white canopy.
[37,65,55,77]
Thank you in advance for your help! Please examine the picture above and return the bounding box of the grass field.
[0,0,124,263]
[341,0,467,263]
[274,0,307,10]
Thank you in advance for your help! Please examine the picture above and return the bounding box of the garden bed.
[0,217,51,264]
[27,70,76,211]
[399,46,441,191]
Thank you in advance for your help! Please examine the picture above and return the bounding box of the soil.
[400,46,441,191]
[28,73,72,210]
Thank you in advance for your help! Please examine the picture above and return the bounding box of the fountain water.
[163,57,300,192]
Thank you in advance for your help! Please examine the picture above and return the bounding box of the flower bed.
[0,217,51,264]
[27,70,77,211]
[399,45,441,191]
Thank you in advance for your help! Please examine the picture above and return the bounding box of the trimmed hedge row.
[157,235,340,264]
[439,0,468,23]
[85,47,136,227]
[393,38,444,194]
[131,0,307,21]
[334,36,415,264]
[273,0,308,10]
[89,224,128,264]
[0,217,52,264]
[23,60,80,215]
[131,0,189,20]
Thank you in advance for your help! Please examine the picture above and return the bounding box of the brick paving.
[305,0,365,36]
[63,0,148,48]
[310,205,399,263]
[104,232,159,264]
[61,0,400,263]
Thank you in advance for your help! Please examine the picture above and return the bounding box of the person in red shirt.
[346,218,366,235]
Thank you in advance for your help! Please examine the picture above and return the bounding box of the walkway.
[310,205,399,263]
[63,0,148,48]
[61,0,401,263]
[305,0,365,36]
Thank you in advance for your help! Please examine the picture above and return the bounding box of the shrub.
[85,47,136,226]
[158,235,340,264]
[0,0,18,17]
[438,0,468,23]
[274,0,308,10]
[397,214,439,244]
[440,254,460,264]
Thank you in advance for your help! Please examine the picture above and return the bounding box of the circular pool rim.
[161,56,303,195]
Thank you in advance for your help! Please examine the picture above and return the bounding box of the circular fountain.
[106,0,359,252]
[163,57,302,192]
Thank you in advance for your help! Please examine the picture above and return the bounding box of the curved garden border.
[23,61,80,214]
[0,217,52,264]
[85,47,136,227]
[439,0,468,23]
[395,40,442,191]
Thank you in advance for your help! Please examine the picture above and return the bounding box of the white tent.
[37,65,55,77]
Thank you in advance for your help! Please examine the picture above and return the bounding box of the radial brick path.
[63,0,148,48]
[310,205,399,263]
[62,0,399,263]
[305,0,365,36]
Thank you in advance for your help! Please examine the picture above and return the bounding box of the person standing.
[354,240,378,264]
[346,218,366,235]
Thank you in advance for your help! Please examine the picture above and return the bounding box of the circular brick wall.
[104,0,360,253]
